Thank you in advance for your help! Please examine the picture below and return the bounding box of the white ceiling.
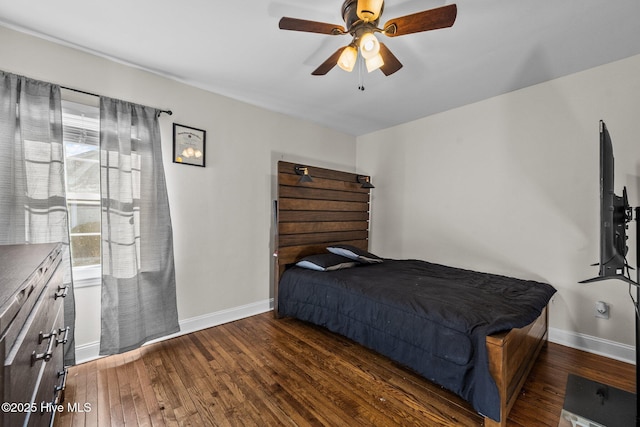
[1,0,640,136]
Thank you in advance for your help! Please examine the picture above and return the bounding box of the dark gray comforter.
[278,259,556,421]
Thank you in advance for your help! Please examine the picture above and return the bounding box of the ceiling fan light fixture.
[279,2,457,78]
[356,0,383,22]
[365,53,384,73]
[338,45,358,72]
[359,32,380,59]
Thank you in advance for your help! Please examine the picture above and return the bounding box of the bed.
[273,161,556,426]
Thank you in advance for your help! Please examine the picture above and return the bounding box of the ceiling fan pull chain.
[358,55,365,91]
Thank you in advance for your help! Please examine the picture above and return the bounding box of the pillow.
[326,244,383,264]
[295,253,358,271]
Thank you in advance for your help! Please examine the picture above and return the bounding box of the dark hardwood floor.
[54,312,634,427]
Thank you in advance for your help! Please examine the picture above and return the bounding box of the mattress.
[278,259,556,421]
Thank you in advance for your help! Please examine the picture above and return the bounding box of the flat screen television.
[580,123,639,425]
[582,120,633,284]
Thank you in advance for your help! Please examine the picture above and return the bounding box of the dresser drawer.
[3,268,64,416]
[25,305,66,427]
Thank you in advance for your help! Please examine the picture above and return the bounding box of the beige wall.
[0,25,357,350]
[357,54,640,352]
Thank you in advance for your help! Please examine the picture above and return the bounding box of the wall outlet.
[595,301,609,319]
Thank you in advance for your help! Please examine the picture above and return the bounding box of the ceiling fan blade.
[378,43,403,76]
[311,47,347,75]
[383,4,457,37]
[279,17,346,35]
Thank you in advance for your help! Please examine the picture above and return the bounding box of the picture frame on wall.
[173,123,206,167]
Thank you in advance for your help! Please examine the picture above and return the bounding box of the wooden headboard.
[274,161,373,316]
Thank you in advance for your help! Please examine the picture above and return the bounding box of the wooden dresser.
[0,244,69,427]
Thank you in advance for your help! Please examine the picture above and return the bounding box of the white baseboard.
[548,327,635,365]
[75,298,274,364]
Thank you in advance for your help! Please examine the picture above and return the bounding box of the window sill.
[72,264,101,288]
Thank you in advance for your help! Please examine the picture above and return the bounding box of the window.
[62,100,101,286]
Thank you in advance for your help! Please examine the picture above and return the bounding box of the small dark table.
[559,374,636,427]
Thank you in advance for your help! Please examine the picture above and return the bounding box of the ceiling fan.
[278,0,457,77]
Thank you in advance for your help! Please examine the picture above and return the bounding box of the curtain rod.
[60,85,173,116]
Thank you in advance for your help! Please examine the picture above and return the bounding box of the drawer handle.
[54,368,69,404]
[56,326,70,345]
[54,285,69,299]
[38,329,56,345]
[32,330,58,365]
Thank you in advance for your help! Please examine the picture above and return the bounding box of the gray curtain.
[99,97,179,355]
[0,71,76,366]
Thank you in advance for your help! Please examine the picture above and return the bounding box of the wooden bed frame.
[273,160,548,427]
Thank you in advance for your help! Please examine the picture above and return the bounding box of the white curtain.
[0,71,76,365]
[99,97,179,355]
